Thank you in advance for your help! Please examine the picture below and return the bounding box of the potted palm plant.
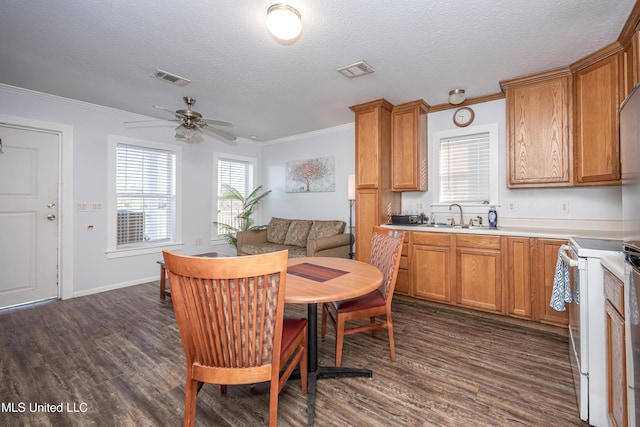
[213,184,272,247]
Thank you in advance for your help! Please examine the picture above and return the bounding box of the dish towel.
[550,244,573,312]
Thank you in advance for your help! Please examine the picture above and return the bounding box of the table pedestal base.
[291,302,373,426]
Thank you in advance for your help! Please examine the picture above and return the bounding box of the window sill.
[105,242,184,259]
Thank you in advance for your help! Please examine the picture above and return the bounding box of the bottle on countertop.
[429,212,436,224]
[488,206,498,228]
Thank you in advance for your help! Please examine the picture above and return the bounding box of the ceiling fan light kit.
[266,4,302,41]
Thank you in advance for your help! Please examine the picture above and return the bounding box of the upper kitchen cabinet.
[572,43,622,186]
[391,100,430,191]
[351,99,394,189]
[501,68,573,188]
[620,30,639,101]
[350,99,401,262]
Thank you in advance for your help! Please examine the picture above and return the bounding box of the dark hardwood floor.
[0,281,586,426]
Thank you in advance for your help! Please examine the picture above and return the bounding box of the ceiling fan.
[127,97,237,143]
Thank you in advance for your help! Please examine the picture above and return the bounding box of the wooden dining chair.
[321,226,405,367]
[162,250,307,427]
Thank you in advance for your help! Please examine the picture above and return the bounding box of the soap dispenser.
[488,206,498,228]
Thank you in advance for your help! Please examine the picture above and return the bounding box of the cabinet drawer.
[604,268,624,314]
[411,232,451,247]
[455,234,501,250]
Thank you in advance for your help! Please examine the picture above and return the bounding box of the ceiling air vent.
[336,61,375,78]
[150,69,191,87]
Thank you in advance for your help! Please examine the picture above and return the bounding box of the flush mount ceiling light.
[448,89,466,105]
[266,4,302,41]
[337,61,375,78]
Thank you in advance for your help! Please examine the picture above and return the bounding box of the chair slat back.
[163,250,288,370]
[369,227,405,301]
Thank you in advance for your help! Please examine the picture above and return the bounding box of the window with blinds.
[439,132,490,204]
[116,143,176,247]
[215,156,256,236]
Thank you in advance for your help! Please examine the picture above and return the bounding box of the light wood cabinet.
[620,30,639,101]
[604,268,627,427]
[391,100,429,191]
[572,45,621,185]
[351,99,401,262]
[501,68,572,188]
[395,232,410,295]
[504,236,533,319]
[534,238,569,327]
[455,234,503,314]
[411,232,452,302]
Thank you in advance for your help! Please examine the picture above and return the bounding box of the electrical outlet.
[508,202,515,212]
[195,238,202,246]
[561,201,569,213]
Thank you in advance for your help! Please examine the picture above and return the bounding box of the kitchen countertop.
[601,253,625,281]
[382,218,622,241]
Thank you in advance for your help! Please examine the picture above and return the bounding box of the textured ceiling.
[0,0,636,141]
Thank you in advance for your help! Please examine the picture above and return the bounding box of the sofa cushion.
[267,217,291,244]
[241,243,307,258]
[284,220,313,247]
[308,220,346,240]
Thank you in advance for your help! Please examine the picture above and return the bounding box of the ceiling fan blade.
[153,105,185,119]
[201,118,236,128]
[124,118,177,124]
[200,123,238,143]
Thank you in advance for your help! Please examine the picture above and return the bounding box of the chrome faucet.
[449,203,463,225]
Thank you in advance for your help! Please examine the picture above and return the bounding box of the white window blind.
[439,132,490,204]
[216,157,255,235]
[116,143,176,247]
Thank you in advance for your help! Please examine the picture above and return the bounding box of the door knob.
[47,203,56,209]
[47,214,56,221]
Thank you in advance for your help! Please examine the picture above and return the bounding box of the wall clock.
[453,106,474,127]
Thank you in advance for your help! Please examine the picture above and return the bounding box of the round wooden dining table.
[285,257,383,426]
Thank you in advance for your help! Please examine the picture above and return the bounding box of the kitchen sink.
[453,225,499,230]
[419,223,453,228]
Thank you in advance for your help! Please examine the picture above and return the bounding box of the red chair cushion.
[331,290,385,313]
[281,317,306,352]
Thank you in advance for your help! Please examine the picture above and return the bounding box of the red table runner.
[287,262,349,282]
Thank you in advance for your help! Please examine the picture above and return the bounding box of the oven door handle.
[561,247,579,267]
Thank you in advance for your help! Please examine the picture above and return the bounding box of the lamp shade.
[348,174,356,200]
[266,4,302,41]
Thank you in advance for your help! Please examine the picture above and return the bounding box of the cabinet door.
[504,72,572,187]
[411,233,451,302]
[605,300,627,427]
[355,189,379,262]
[574,53,621,185]
[392,100,428,191]
[456,235,502,313]
[620,31,639,101]
[395,234,411,295]
[504,237,532,319]
[534,238,569,326]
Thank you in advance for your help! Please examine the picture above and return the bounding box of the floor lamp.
[348,174,355,259]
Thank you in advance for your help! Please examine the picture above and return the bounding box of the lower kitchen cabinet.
[534,238,569,327]
[411,232,452,302]
[604,268,627,427]
[406,231,569,327]
[504,237,533,319]
[394,232,411,295]
[455,234,503,313]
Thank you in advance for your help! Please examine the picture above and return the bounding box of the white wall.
[402,99,622,222]
[261,124,355,226]
[0,85,261,296]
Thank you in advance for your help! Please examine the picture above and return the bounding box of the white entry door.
[0,124,59,309]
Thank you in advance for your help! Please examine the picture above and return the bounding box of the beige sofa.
[236,217,352,258]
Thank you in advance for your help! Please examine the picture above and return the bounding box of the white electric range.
[562,236,622,426]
